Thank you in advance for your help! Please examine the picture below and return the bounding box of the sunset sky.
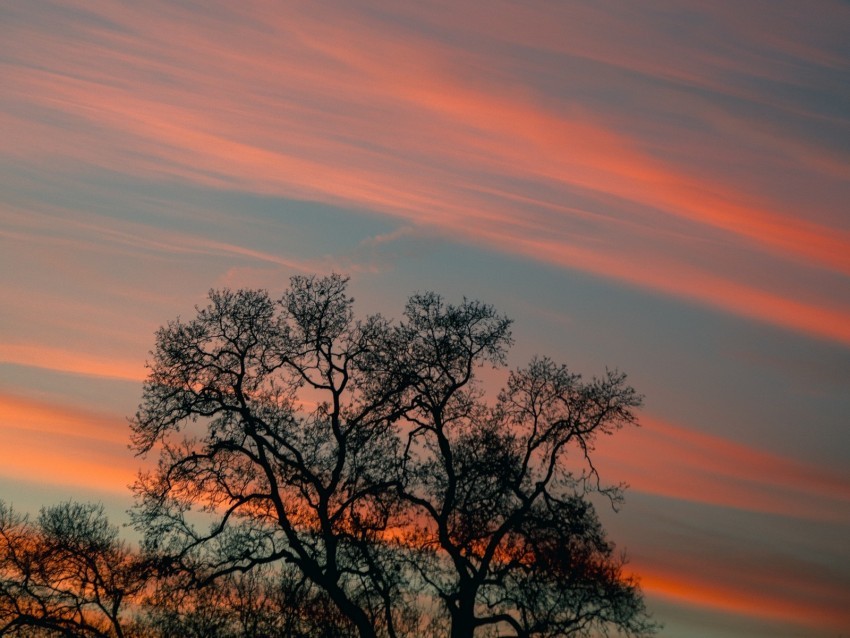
[1,1,849,635]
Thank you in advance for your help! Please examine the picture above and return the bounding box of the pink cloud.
[4,1,847,349]
[0,343,145,382]
[594,416,850,520]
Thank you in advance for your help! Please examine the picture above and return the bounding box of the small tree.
[130,274,655,638]
[0,501,144,638]
[138,562,359,638]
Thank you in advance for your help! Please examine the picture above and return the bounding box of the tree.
[131,275,416,638]
[0,501,145,638]
[130,274,656,638]
[394,353,651,637]
[137,562,359,638]
[0,497,374,638]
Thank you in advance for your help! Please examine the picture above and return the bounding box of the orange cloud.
[499,235,850,347]
[0,393,139,494]
[0,343,145,382]
[593,416,850,521]
[637,563,850,630]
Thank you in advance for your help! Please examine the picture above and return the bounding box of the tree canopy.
[129,274,654,638]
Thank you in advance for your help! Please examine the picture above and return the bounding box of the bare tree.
[131,275,417,638]
[0,501,144,638]
[138,562,360,638]
[129,274,656,638]
[390,345,654,637]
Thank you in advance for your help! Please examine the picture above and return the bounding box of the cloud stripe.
[2,1,848,348]
[0,344,145,382]
[595,416,850,521]
[638,565,850,630]
[0,393,139,494]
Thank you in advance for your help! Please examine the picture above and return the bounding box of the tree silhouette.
[131,276,417,638]
[0,501,144,638]
[138,562,360,638]
[130,274,656,638]
[0,498,381,638]
[366,295,652,637]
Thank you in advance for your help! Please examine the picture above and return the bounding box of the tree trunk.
[450,595,477,638]
[325,581,378,638]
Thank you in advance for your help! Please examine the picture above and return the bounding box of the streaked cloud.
[1,2,848,636]
[2,0,848,344]
[595,416,850,521]
[639,562,850,631]
[0,393,138,493]
[0,343,145,382]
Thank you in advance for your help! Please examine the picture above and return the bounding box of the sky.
[1,1,849,635]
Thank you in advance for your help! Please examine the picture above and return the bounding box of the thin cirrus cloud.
[6,6,846,263]
[638,563,850,631]
[1,203,317,275]
[630,508,850,632]
[0,393,139,494]
[2,2,849,345]
[0,343,144,383]
[595,416,850,521]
